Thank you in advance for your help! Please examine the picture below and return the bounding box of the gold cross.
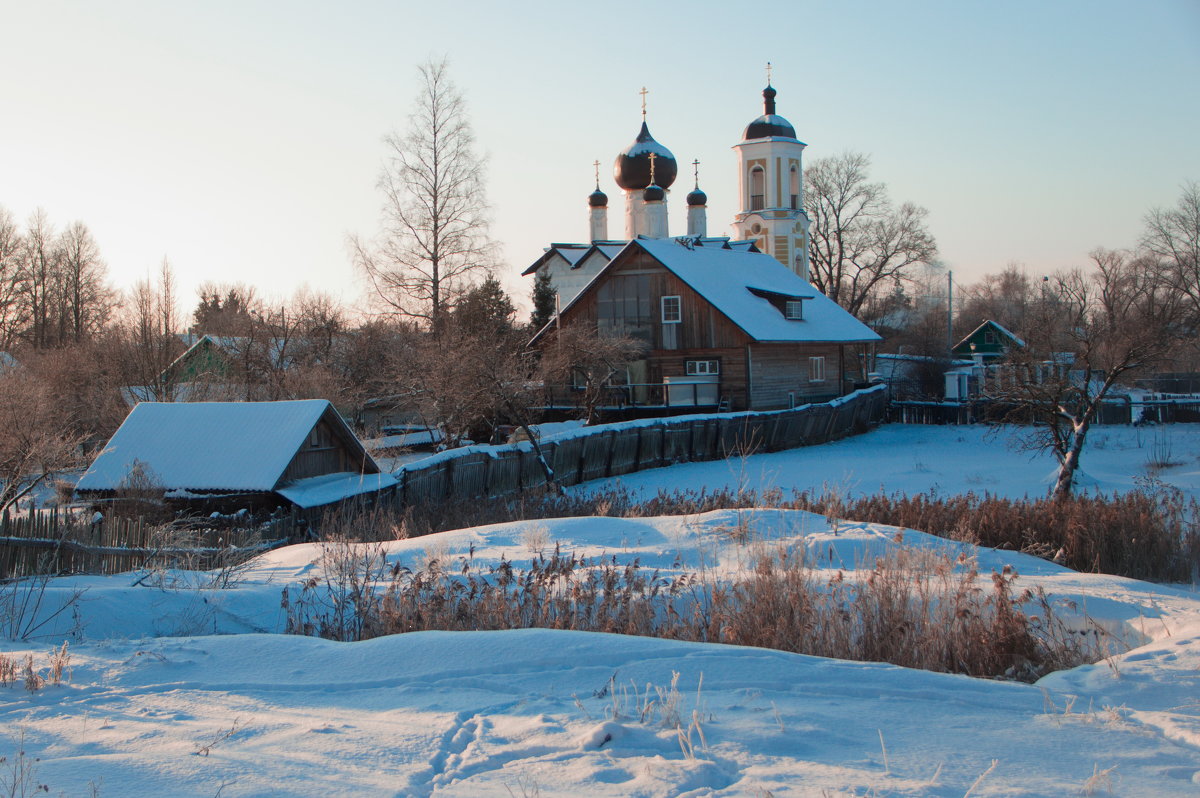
[766,61,773,85]
[648,152,657,185]
[692,159,700,188]
[593,159,601,188]
[639,86,648,118]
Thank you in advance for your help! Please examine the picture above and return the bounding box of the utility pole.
[946,270,954,355]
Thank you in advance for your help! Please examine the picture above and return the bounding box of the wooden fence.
[888,396,1200,426]
[0,508,290,580]
[387,384,888,504]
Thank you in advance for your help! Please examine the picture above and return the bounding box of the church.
[526,79,879,412]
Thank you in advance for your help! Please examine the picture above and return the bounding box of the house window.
[661,295,681,324]
[809,356,826,383]
[749,167,765,211]
[784,300,804,320]
[686,360,720,376]
[984,331,997,345]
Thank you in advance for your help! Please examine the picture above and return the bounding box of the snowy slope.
[4,425,1200,796]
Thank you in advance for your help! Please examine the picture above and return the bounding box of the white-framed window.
[789,166,800,210]
[784,300,804,320]
[661,295,681,324]
[809,356,826,383]
[685,360,720,376]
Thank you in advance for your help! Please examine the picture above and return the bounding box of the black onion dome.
[743,85,797,140]
[686,187,707,206]
[613,121,678,190]
[643,183,665,202]
[588,187,608,207]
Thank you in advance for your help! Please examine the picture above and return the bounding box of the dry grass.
[285,538,1099,681]
[317,481,1199,583]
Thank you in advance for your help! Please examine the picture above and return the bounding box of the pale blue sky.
[2,0,1197,312]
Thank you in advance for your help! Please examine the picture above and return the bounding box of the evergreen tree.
[529,270,556,332]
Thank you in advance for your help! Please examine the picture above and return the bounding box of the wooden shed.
[75,400,396,513]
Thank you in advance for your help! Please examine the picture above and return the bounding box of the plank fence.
[1,385,887,579]
[388,384,888,508]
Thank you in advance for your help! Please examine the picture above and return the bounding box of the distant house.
[75,400,396,512]
[952,320,1025,363]
[532,237,880,411]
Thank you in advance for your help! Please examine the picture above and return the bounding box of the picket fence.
[0,508,290,580]
[0,385,887,579]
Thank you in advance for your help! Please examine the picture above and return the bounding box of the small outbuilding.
[75,400,397,513]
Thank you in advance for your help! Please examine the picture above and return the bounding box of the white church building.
[523,81,813,304]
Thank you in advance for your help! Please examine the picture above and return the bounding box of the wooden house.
[532,238,880,411]
[952,320,1025,362]
[75,400,396,512]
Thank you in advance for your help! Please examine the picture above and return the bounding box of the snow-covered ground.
[3,424,1199,796]
[578,423,1200,502]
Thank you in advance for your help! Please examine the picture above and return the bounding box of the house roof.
[952,319,1026,353]
[549,238,879,345]
[76,400,378,494]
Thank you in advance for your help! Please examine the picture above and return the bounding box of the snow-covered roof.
[76,400,377,494]
[954,320,1027,351]
[625,238,880,344]
[275,471,399,509]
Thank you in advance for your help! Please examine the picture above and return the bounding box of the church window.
[661,295,681,323]
[750,167,765,211]
[789,166,800,210]
[809,356,827,383]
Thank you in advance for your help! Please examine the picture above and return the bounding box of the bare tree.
[538,322,645,426]
[1143,180,1200,313]
[805,152,938,318]
[0,368,82,513]
[55,220,115,344]
[0,207,25,350]
[992,250,1183,499]
[17,209,57,348]
[119,260,183,402]
[352,57,495,334]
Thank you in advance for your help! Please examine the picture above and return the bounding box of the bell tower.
[732,66,810,280]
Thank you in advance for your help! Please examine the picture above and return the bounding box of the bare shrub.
[284,540,1097,681]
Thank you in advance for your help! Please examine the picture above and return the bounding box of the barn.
[75,400,396,513]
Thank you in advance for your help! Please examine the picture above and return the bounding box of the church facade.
[523,81,813,302]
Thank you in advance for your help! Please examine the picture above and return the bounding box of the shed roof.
[76,400,377,494]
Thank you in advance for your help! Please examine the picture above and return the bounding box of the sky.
[1,0,1198,318]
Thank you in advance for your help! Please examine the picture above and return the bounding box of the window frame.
[809,356,827,383]
[661,295,682,324]
[784,300,804,320]
[685,359,720,376]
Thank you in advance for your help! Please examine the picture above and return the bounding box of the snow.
[632,238,880,344]
[577,422,1200,502]
[275,471,399,510]
[6,423,1200,795]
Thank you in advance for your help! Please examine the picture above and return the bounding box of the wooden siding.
[281,410,377,483]
[748,343,844,409]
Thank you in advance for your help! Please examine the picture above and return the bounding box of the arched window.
[749,167,765,211]
[789,166,800,209]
